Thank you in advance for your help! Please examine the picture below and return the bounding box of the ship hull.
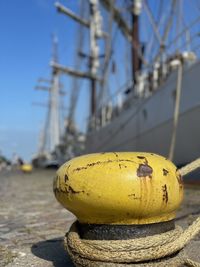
[86,61,200,165]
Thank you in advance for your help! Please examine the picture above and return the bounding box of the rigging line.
[99,79,133,110]
[191,42,200,54]
[161,0,177,45]
[196,0,200,11]
[172,6,191,53]
[145,1,167,64]
[97,2,130,110]
[113,1,130,103]
[121,0,131,82]
[97,0,115,108]
[56,3,87,68]
[168,62,183,161]
[94,62,185,151]
[166,14,200,51]
[125,30,131,82]
[145,1,175,68]
[175,0,182,51]
[154,0,177,62]
[131,39,148,67]
[100,25,119,93]
[115,0,131,14]
[93,94,150,151]
[68,0,86,124]
[174,31,200,53]
[100,0,148,66]
[155,0,163,24]
[143,0,162,45]
[41,91,51,154]
[96,78,133,114]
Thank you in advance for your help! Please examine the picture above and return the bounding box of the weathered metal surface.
[77,220,175,240]
[54,152,183,224]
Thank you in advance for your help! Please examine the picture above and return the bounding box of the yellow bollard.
[53,152,198,266]
[54,152,183,225]
[20,163,33,173]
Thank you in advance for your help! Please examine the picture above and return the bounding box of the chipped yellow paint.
[20,164,33,173]
[53,152,183,224]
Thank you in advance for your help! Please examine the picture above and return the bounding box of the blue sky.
[0,0,90,161]
[0,0,198,161]
[0,0,131,161]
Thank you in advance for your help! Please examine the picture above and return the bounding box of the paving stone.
[0,170,74,266]
[0,169,199,266]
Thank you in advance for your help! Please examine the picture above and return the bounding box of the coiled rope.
[65,158,200,267]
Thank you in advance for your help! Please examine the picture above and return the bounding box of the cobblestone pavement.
[0,170,75,267]
[0,170,199,267]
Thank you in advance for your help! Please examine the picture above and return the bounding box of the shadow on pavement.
[31,237,74,267]
[175,208,200,222]
[183,169,200,185]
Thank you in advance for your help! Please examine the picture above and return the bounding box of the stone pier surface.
[0,169,199,267]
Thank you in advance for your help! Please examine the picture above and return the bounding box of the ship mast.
[66,1,85,135]
[35,35,62,156]
[99,0,143,88]
[132,0,142,85]
[89,0,102,125]
[49,35,60,152]
[55,0,103,129]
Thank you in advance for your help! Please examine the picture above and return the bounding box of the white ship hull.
[86,61,200,165]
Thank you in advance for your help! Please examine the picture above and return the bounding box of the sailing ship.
[34,0,200,167]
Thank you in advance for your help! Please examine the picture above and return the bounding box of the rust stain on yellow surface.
[54,152,183,225]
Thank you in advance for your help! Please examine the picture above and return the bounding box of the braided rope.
[179,158,200,176]
[65,217,200,266]
[64,159,200,267]
[66,248,185,266]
